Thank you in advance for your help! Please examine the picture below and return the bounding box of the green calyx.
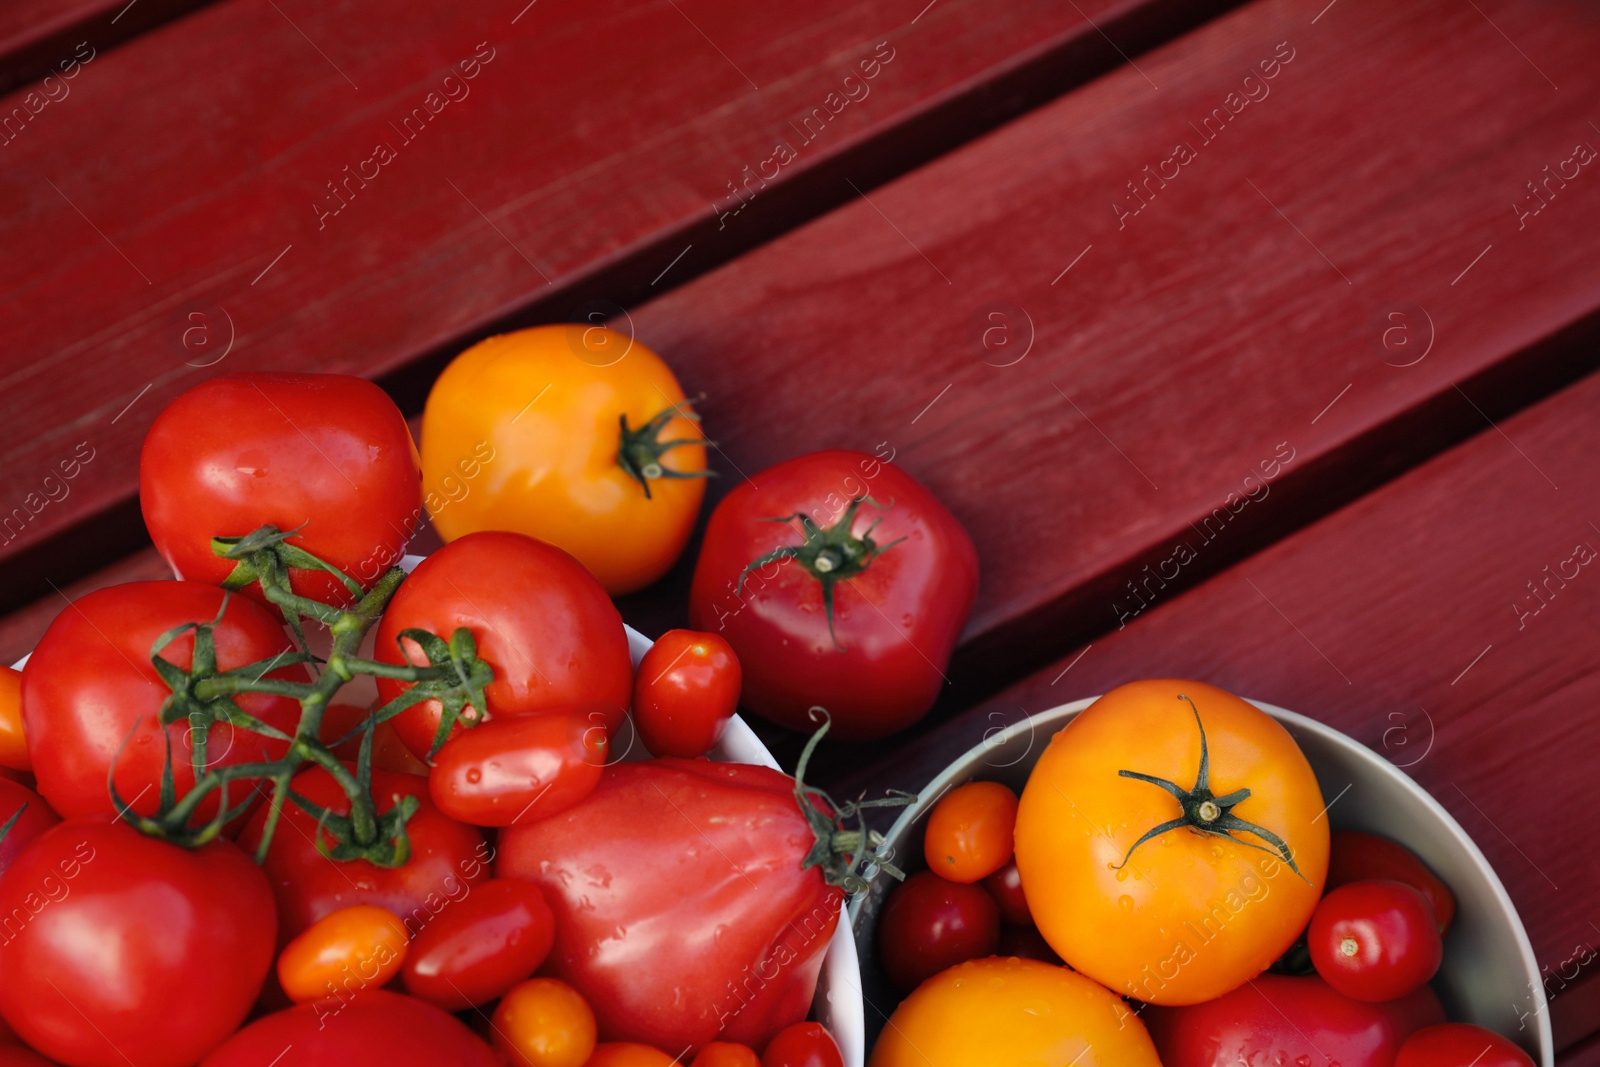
[1113,693,1309,882]
[791,710,915,893]
[616,397,716,499]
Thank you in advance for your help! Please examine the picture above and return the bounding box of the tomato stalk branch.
[792,710,915,893]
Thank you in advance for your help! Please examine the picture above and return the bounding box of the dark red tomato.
[375,532,633,759]
[1329,830,1457,933]
[633,629,741,757]
[0,820,275,1067]
[498,758,842,1051]
[981,859,1032,926]
[0,779,58,878]
[688,450,977,740]
[1396,1024,1537,1067]
[21,581,302,824]
[240,764,489,942]
[761,1023,843,1067]
[201,989,499,1066]
[1309,880,1443,1002]
[429,711,605,827]
[877,870,1001,992]
[403,879,555,1009]
[997,924,1062,965]
[1147,973,1445,1067]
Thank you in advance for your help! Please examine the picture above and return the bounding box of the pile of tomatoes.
[869,679,1539,1067]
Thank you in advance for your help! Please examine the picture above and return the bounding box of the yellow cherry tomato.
[0,667,29,770]
[923,780,1017,883]
[276,904,408,1003]
[493,978,598,1067]
[1014,679,1329,1005]
[868,956,1160,1067]
[421,325,709,595]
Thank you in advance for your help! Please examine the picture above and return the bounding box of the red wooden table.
[3,0,1598,1057]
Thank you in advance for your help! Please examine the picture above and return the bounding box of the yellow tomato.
[1014,679,1328,1005]
[868,957,1160,1067]
[0,667,29,770]
[922,780,1018,883]
[276,904,408,1003]
[422,325,708,595]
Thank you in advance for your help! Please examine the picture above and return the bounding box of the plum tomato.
[761,1023,843,1067]
[876,870,1001,992]
[429,711,606,827]
[923,780,1017,884]
[0,668,28,771]
[692,1043,761,1067]
[1396,1024,1537,1067]
[0,779,58,879]
[1329,830,1456,933]
[202,989,499,1066]
[1309,880,1443,1002]
[633,629,741,758]
[981,858,1032,926]
[492,978,598,1067]
[140,373,423,604]
[277,904,409,1004]
[404,879,556,1010]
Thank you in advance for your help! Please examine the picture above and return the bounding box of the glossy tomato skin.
[692,1043,761,1067]
[982,859,1032,926]
[0,667,29,771]
[633,630,741,758]
[689,450,977,740]
[141,373,423,603]
[762,1023,843,1067]
[22,581,303,824]
[0,820,276,1067]
[498,758,842,1051]
[430,712,606,827]
[277,904,409,1004]
[375,532,633,759]
[923,781,1017,884]
[404,879,556,1009]
[1396,1023,1537,1067]
[587,1047,679,1067]
[1146,973,1446,1067]
[1329,830,1457,933]
[492,977,597,1067]
[1309,880,1443,1001]
[423,326,708,595]
[876,870,1001,992]
[240,765,490,942]
[201,989,499,1067]
[0,779,58,878]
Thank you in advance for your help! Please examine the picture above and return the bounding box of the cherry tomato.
[1396,1024,1537,1067]
[997,924,1063,965]
[277,904,408,1003]
[876,869,1000,992]
[692,1043,761,1067]
[762,1023,843,1067]
[375,531,633,759]
[22,581,303,825]
[141,373,423,604]
[0,820,276,1067]
[585,1047,680,1067]
[404,879,555,1009]
[633,630,741,758]
[493,978,597,1067]
[1329,830,1456,933]
[1309,880,1442,1002]
[924,781,1017,884]
[202,989,499,1066]
[0,779,58,879]
[423,326,710,595]
[689,450,978,740]
[981,858,1032,925]
[430,712,606,827]
[0,668,28,771]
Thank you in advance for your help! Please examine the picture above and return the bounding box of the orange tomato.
[584,1046,680,1067]
[0,668,28,771]
[1014,679,1329,1005]
[923,781,1017,883]
[421,325,709,595]
[493,978,597,1067]
[276,904,408,1004]
[691,1043,761,1067]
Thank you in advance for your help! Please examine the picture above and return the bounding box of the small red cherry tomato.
[761,1023,843,1067]
[877,870,1000,992]
[1329,830,1456,933]
[981,858,1032,926]
[691,1043,760,1067]
[633,629,741,758]
[493,978,596,1067]
[276,904,409,1004]
[430,712,606,827]
[403,879,556,1009]
[1396,1023,1536,1067]
[1309,880,1442,1002]
[923,781,1017,884]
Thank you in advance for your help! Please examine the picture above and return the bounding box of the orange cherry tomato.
[0,667,29,771]
[633,630,741,758]
[923,781,1018,884]
[584,1046,679,1067]
[493,978,597,1067]
[276,904,408,1004]
[691,1042,761,1067]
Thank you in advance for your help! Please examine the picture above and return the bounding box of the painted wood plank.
[0,0,214,97]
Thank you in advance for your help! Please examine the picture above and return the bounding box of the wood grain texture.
[0,0,1238,614]
[0,0,215,97]
[839,367,1600,1049]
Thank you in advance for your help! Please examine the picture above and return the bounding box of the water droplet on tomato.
[1114,867,1128,882]
[1118,895,1134,910]
[465,768,482,784]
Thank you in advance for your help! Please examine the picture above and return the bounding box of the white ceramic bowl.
[847,695,1552,1066]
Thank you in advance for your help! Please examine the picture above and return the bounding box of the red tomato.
[688,450,977,740]
[981,859,1032,926]
[876,869,1001,992]
[404,879,556,1009]
[0,779,58,878]
[430,712,606,827]
[1146,973,1445,1067]
[692,1043,761,1067]
[240,764,490,941]
[321,702,431,774]
[141,373,423,603]
[1329,830,1457,933]
[201,989,499,1066]
[376,532,633,758]
[923,781,1016,884]
[498,758,843,1050]
[1309,880,1443,1002]
[1396,1024,1537,1067]
[0,820,275,1067]
[633,630,741,757]
[21,581,303,824]
[761,1023,843,1067]
[0,1047,58,1066]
